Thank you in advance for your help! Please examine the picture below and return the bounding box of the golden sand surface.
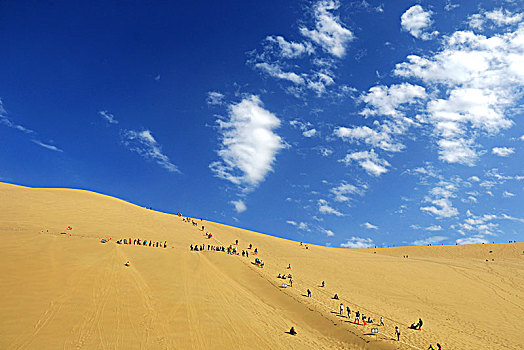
[0,182,522,349]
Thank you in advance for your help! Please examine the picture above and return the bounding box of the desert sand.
[0,182,522,349]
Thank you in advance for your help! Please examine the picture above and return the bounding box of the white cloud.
[316,146,333,157]
[31,140,63,152]
[362,222,378,230]
[519,135,524,141]
[122,129,180,173]
[254,62,305,85]
[360,83,427,118]
[0,99,34,134]
[413,235,447,246]
[492,147,515,157]
[437,138,478,166]
[335,125,405,152]
[468,176,480,182]
[207,92,225,105]
[286,220,310,231]
[265,35,314,58]
[502,191,515,197]
[209,95,284,190]
[340,149,390,176]
[469,9,523,30]
[420,183,459,218]
[99,110,118,124]
[456,235,489,245]
[302,128,317,138]
[340,236,374,248]
[394,22,524,165]
[300,0,354,58]
[231,199,247,213]
[330,182,365,202]
[400,5,439,40]
[410,224,443,231]
[318,199,343,216]
[321,228,335,236]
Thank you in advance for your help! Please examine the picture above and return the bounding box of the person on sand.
[278,273,282,278]
[125,261,130,267]
[307,289,311,297]
[235,239,238,245]
[164,241,167,248]
[246,250,249,258]
[339,303,344,315]
[333,293,339,299]
[254,248,258,254]
[395,326,400,341]
[321,281,325,288]
[346,306,351,318]
[290,278,293,287]
[355,311,360,324]
[289,327,297,335]
[380,317,384,326]
[288,264,291,269]
[418,318,423,330]
[190,244,193,251]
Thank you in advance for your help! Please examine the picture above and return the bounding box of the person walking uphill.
[339,303,344,315]
[307,289,312,297]
[395,326,400,341]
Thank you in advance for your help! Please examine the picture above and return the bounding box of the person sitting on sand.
[289,327,297,335]
[254,248,258,254]
[367,316,373,323]
[278,273,282,278]
[410,323,418,329]
[333,293,339,300]
[287,274,292,279]
[125,261,130,267]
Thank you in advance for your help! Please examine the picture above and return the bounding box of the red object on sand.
[67,226,72,230]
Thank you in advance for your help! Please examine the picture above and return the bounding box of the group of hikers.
[117,238,167,248]
[181,216,441,348]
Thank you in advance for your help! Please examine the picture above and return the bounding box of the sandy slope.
[0,182,522,349]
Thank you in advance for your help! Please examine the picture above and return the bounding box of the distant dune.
[0,182,522,349]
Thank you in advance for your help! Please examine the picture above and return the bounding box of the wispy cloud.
[420,182,459,218]
[286,220,311,231]
[413,235,447,246]
[362,222,378,230]
[318,199,343,216]
[210,95,285,191]
[340,236,374,248]
[1,98,63,152]
[122,129,180,173]
[300,0,354,58]
[0,99,34,134]
[330,182,366,202]
[99,110,118,124]
[492,147,514,157]
[469,8,523,30]
[207,91,225,106]
[31,140,63,152]
[231,199,247,213]
[340,150,390,176]
[456,235,489,245]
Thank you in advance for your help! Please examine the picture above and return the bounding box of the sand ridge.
[0,182,523,349]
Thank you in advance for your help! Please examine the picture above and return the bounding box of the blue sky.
[1,0,523,247]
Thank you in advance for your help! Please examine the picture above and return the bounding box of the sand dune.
[0,182,522,349]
